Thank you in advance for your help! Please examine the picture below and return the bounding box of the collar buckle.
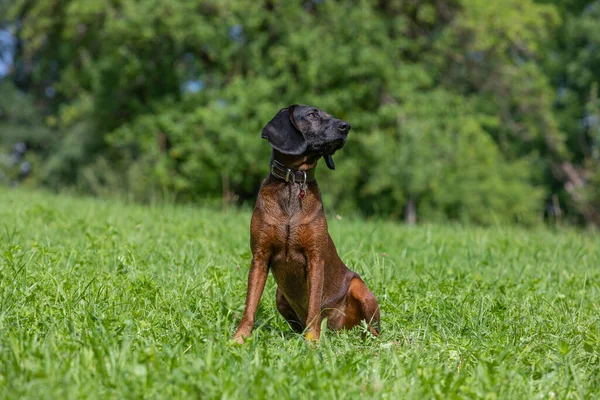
[285,168,294,183]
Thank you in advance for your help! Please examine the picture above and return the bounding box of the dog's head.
[261,105,351,170]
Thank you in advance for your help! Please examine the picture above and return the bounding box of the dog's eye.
[307,112,319,119]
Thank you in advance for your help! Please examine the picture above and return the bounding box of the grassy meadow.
[0,188,599,399]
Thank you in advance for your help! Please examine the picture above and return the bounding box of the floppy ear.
[261,106,307,155]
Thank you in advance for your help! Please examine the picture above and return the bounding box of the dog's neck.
[269,150,319,188]
[271,150,320,172]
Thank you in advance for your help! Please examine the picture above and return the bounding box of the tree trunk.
[405,198,416,226]
[553,162,600,226]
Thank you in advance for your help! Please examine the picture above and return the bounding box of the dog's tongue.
[324,155,335,170]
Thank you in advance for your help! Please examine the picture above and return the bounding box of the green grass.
[0,187,599,399]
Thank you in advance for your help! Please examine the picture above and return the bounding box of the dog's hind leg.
[346,278,380,336]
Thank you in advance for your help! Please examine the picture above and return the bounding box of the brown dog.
[234,105,380,343]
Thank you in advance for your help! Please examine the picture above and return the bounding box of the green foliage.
[0,81,53,147]
[0,81,54,186]
[356,90,545,224]
[3,0,600,224]
[539,0,600,224]
[1,188,599,398]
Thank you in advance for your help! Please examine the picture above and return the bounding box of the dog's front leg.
[304,256,324,342]
[234,252,269,343]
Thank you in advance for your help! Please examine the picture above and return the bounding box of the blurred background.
[0,0,599,227]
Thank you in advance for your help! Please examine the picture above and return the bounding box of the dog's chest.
[268,215,311,306]
[269,212,309,261]
[257,183,324,263]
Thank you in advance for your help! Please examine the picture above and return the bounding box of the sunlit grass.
[1,187,599,399]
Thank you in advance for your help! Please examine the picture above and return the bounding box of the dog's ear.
[323,155,335,170]
[261,105,307,155]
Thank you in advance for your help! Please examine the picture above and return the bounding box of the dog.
[234,105,380,343]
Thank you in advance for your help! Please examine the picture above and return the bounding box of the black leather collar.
[269,159,316,184]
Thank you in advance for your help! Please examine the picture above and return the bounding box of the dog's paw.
[232,335,247,345]
[232,329,251,345]
[304,330,320,342]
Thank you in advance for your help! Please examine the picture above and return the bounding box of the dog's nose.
[338,122,351,133]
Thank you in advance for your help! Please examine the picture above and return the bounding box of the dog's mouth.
[321,138,346,155]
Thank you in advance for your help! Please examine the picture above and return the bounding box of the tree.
[3,0,597,225]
